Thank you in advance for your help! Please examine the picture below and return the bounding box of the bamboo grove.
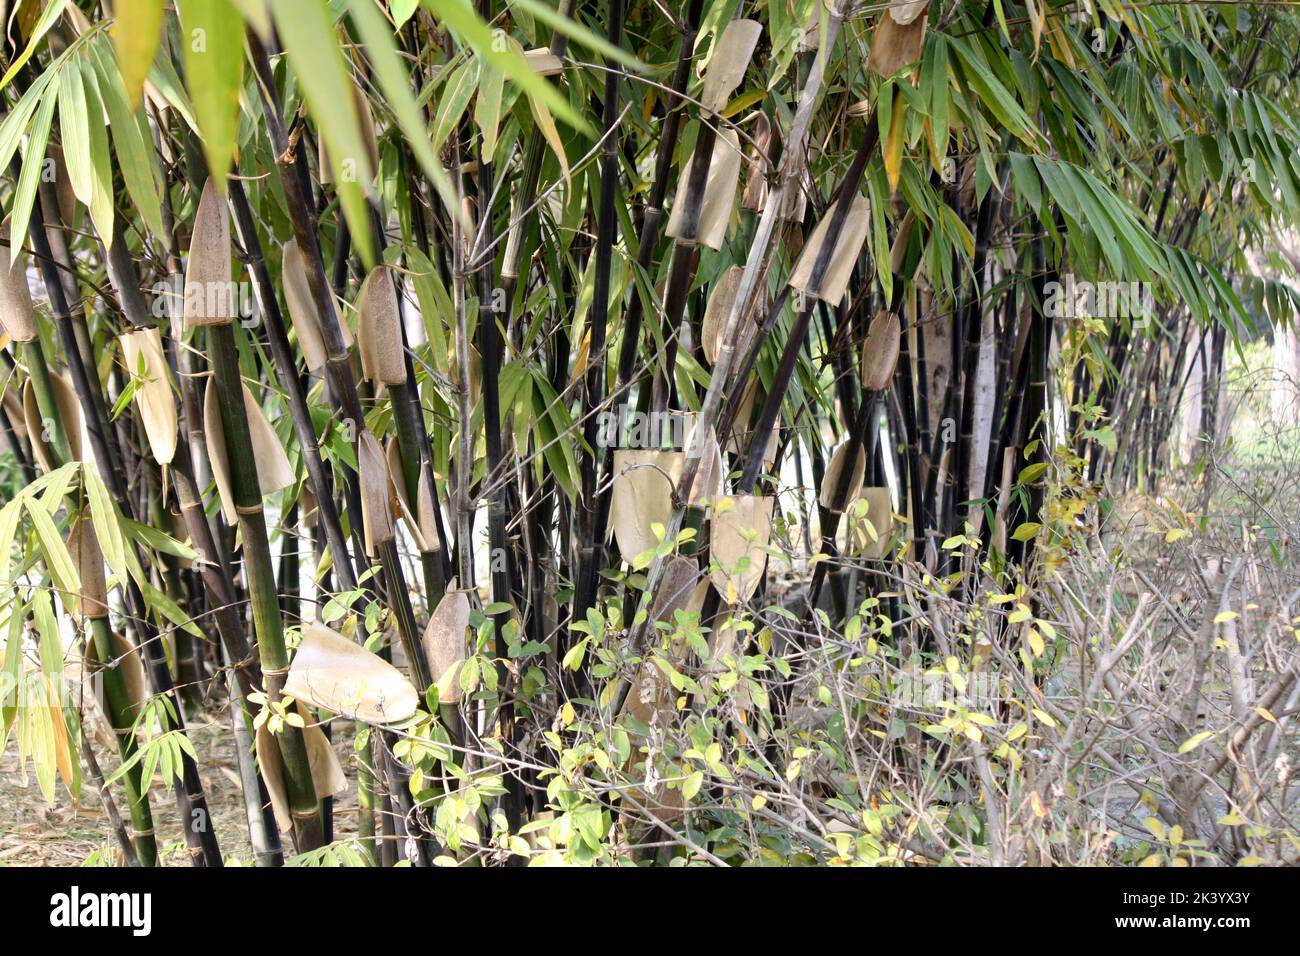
[0,0,1298,866]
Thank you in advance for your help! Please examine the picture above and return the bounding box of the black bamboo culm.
[573,0,626,625]
[227,180,361,595]
[585,0,708,610]
[23,192,224,867]
[736,112,880,493]
[614,6,851,707]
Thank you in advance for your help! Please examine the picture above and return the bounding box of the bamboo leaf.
[0,0,69,91]
[27,499,80,602]
[141,579,204,637]
[9,88,57,267]
[883,89,908,194]
[113,0,166,109]
[270,0,376,264]
[0,500,22,587]
[509,0,645,72]
[76,56,117,240]
[419,0,588,135]
[475,51,505,162]
[530,94,570,186]
[57,63,93,203]
[89,36,165,238]
[345,0,460,217]
[176,0,245,187]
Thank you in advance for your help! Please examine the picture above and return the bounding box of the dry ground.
[0,702,361,866]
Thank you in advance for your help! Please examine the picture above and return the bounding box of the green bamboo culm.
[206,321,325,852]
[87,616,158,867]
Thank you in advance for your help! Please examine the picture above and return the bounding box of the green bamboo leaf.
[26,500,80,602]
[0,73,48,177]
[145,49,197,130]
[431,58,479,152]
[474,51,505,162]
[229,0,271,39]
[83,466,128,586]
[0,0,69,90]
[76,57,117,242]
[89,36,165,238]
[1,606,23,750]
[508,0,645,72]
[57,63,92,201]
[951,38,1040,149]
[0,500,22,587]
[142,580,204,637]
[925,35,949,165]
[37,462,80,511]
[271,0,376,264]
[419,0,588,135]
[391,0,419,28]
[113,0,166,109]
[177,0,245,187]
[345,0,459,217]
[9,88,58,267]
[122,516,200,563]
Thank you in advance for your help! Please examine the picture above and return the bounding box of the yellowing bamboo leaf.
[531,95,570,186]
[114,0,166,110]
[1178,730,1215,754]
[883,91,908,193]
